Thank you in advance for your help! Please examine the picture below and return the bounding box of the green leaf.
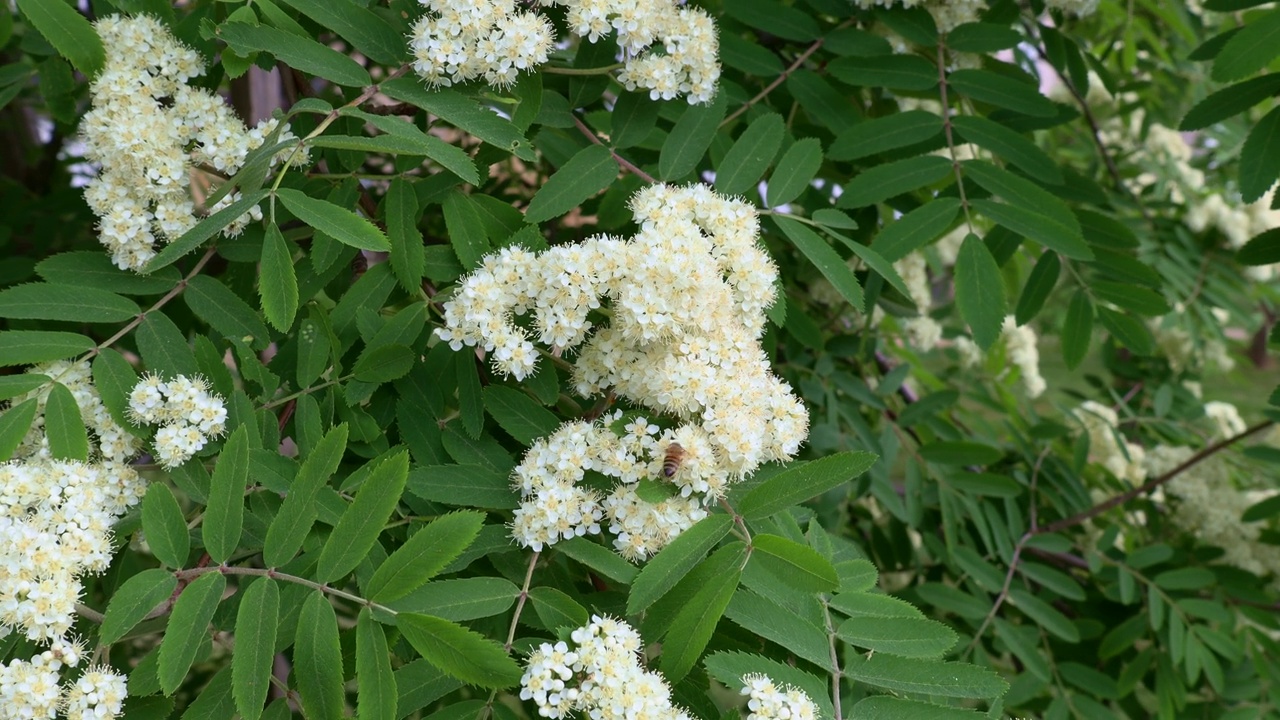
[1154,567,1216,591]
[1241,105,1280,202]
[142,484,188,568]
[557,536,639,584]
[528,586,590,632]
[964,160,1091,260]
[398,613,523,688]
[317,451,409,583]
[834,231,914,300]
[774,216,863,310]
[919,441,1003,466]
[296,591,345,719]
[263,423,348,567]
[0,397,37,461]
[15,0,103,78]
[388,577,519,620]
[186,275,272,350]
[406,464,518,510]
[1062,290,1093,370]
[738,452,878,521]
[367,511,484,603]
[1244,492,1280,521]
[44,382,88,461]
[724,590,830,667]
[954,233,1006,350]
[92,349,140,436]
[765,139,822,208]
[1180,74,1280,130]
[277,188,390,252]
[483,385,559,445]
[0,374,47,402]
[386,178,425,293]
[948,22,1022,53]
[829,111,942,163]
[611,91,660,149]
[0,331,94,366]
[838,155,953,209]
[159,572,225,695]
[35,251,181,296]
[946,472,1022,497]
[233,579,279,720]
[456,354,485,439]
[660,94,728,180]
[380,79,534,160]
[525,144,619,222]
[1015,252,1060,325]
[442,190,491,272]
[137,312,199,378]
[1212,9,1280,81]
[1091,281,1169,316]
[850,696,988,719]
[837,615,958,658]
[1238,227,1280,265]
[217,21,371,87]
[828,54,938,91]
[146,190,270,272]
[660,544,745,681]
[717,113,785,195]
[338,108,481,183]
[844,654,1008,699]
[704,652,834,719]
[259,224,299,332]
[874,198,961,260]
[1008,588,1080,642]
[357,610,398,720]
[354,344,415,383]
[203,426,249,564]
[0,283,139,322]
[949,68,1058,117]
[724,0,819,40]
[752,534,838,592]
[1097,307,1155,355]
[628,515,734,614]
[272,0,405,65]
[951,115,1062,184]
[100,568,177,645]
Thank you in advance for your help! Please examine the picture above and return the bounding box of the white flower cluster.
[61,666,129,720]
[408,0,721,103]
[850,0,987,32]
[1151,314,1236,375]
[408,0,554,88]
[1073,401,1146,484]
[439,185,808,557]
[9,361,141,464]
[953,317,1046,399]
[82,15,301,271]
[128,374,228,468]
[895,252,942,351]
[1203,401,1246,440]
[0,644,126,720]
[740,673,819,720]
[519,615,692,719]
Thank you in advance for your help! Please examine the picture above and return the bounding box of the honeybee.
[662,442,686,478]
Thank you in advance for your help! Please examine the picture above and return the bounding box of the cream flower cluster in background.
[952,316,1046,399]
[740,673,819,720]
[81,15,302,271]
[1073,400,1146,485]
[409,0,721,103]
[438,184,808,557]
[128,374,228,468]
[11,361,141,464]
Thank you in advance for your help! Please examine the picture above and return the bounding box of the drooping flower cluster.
[408,0,554,88]
[81,15,302,271]
[894,251,942,351]
[740,674,819,720]
[952,317,1046,399]
[409,0,721,103]
[519,616,692,719]
[1073,401,1146,484]
[128,374,228,468]
[9,361,141,464]
[439,184,808,558]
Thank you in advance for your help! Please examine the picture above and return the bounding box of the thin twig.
[821,599,845,720]
[937,39,974,231]
[720,23,847,128]
[571,114,656,183]
[505,551,540,652]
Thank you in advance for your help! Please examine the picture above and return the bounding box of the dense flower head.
[519,616,691,719]
[61,666,128,720]
[81,15,302,271]
[128,373,227,468]
[409,0,554,88]
[740,674,819,720]
[8,361,141,464]
[1073,401,1146,485]
[441,185,808,557]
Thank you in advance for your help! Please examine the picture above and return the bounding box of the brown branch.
[572,114,657,184]
[720,24,842,128]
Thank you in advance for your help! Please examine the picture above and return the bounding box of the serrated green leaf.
[36,251,181,295]
[952,115,1062,184]
[1008,587,1080,641]
[92,349,141,434]
[774,216,863,310]
[850,696,987,719]
[367,511,484,603]
[954,233,1006,350]
[557,536,639,584]
[380,79,534,160]
[405,464,518,510]
[752,534,838,592]
[627,514,734,615]
[455,353,485,439]
[186,275,272,350]
[1241,105,1280,202]
[296,591,345,719]
[1097,307,1155,355]
[528,586,590,633]
[828,110,943,162]
[386,178,425,293]
[1212,9,1280,81]
[272,0,404,65]
[1091,281,1169,316]
[724,590,831,667]
[217,21,371,87]
[0,374,47,402]
[738,452,878,521]
[317,451,409,583]
[724,0,819,40]
[338,108,480,183]
[838,155,953,209]
[844,653,1008,699]
[100,568,177,645]
[146,190,270,272]
[354,344,415,383]
[660,94,728,180]
[0,331,94,367]
[442,190,491,271]
[526,144,619,222]
[1180,74,1280,130]
[872,200,961,264]
[837,614,958,658]
[16,0,104,78]
[277,188,389,252]
[828,54,938,91]
[233,579,279,720]
[388,577,519,620]
[717,113,785,195]
[704,652,834,719]
[259,224,299,332]
[44,382,88,461]
[766,138,823,208]
[203,425,248,564]
[965,160,1091,260]
[482,385,559,445]
[919,441,1003,466]
[137,312,199,378]
[357,609,397,720]
[159,572,225,695]
[399,613,523,688]
[611,91,660,149]
[0,397,37,461]
[0,283,138,322]
[1015,251,1060,325]
[1238,227,1280,265]
[142,484,188,568]
[660,544,745,681]
[1062,290,1093,370]
[263,423,349,567]
[949,68,1058,117]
